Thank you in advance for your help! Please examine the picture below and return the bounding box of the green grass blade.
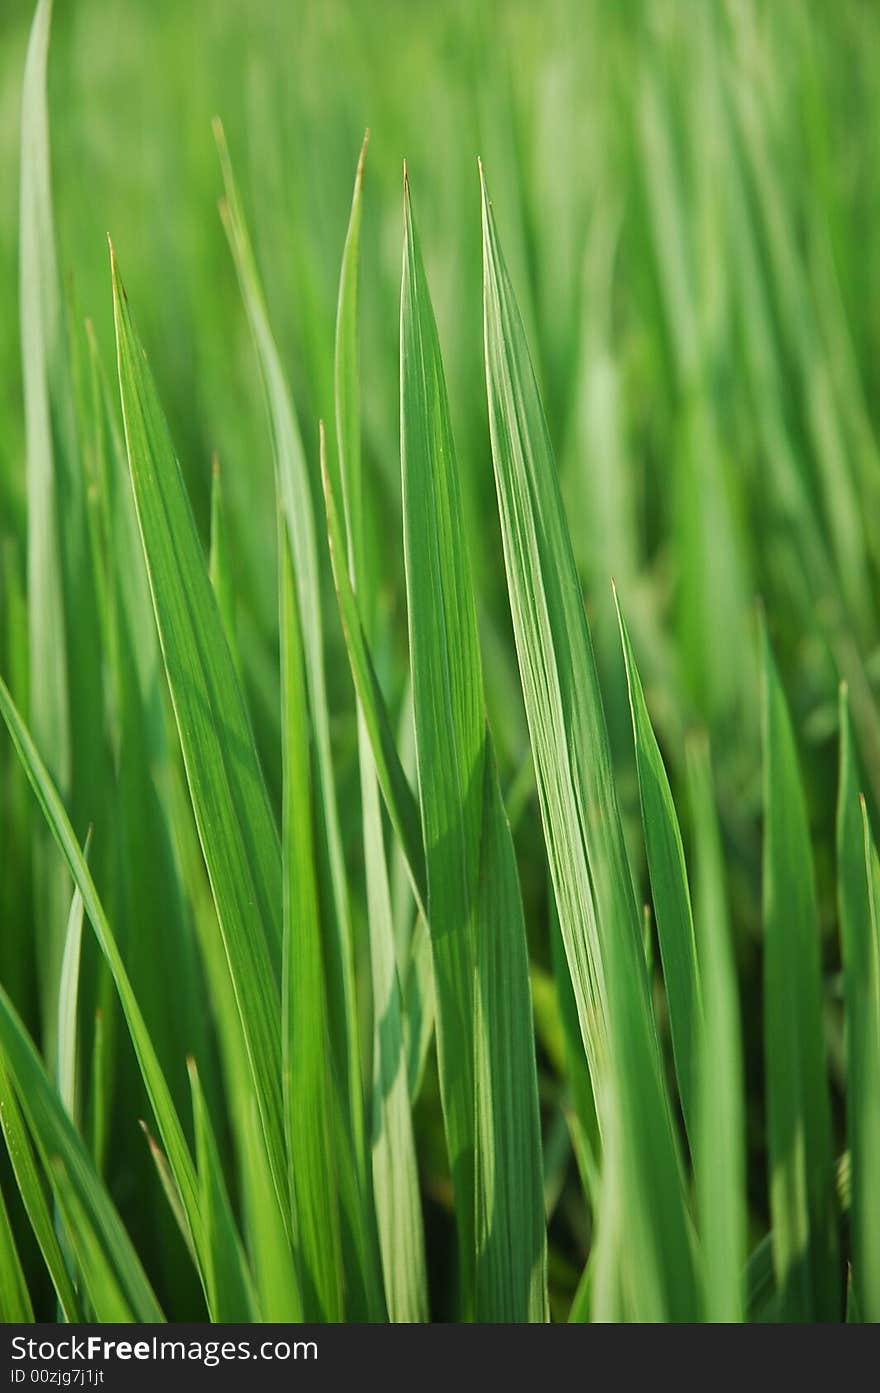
[836,683,880,1320]
[481,166,695,1320]
[214,122,364,1192]
[761,619,839,1320]
[0,674,203,1283]
[616,592,702,1140]
[0,986,162,1321]
[0,1055,79,1320]
[110,246,287,1232]
[335,140,427,1323]
[57,831,89,1121]
[188,1058,257,1321]
[402,177,546,1320]
[686,733,746,1322]
[279,521,345,1322]
[49,1159,136,1323]
[209,455,238,664]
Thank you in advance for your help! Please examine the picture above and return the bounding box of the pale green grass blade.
[616,592,701,1140]
[188,1058,257,1321]
[0,1056,79,1320]
[56,830,90,1121]
[110,247,287,1232]
[402,178,546,1320]
[686,733,746,1322]
[761,620,839,1320]
[404,914,434,1103]
[0,674,203,1279]
[279,522,345,1322]
[0,1176,33,1320]
[836,684,880,1320]
[0,986,162,1321]
[239,1095,302,1321]
[214,123,364,1191]
[140,1122,197,1269]
[481,167,695,1320]
[335,141,426,1323]
[50,1160,135,1323]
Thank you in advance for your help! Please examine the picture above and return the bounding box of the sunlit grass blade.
[481,165,695,1320]
[209,454,238,665]
[760,618,839,1320]
[279,520,345,1321]
[335,140,427,1322]
[110,246,287,1233]
[214,122,365,1204]
[0,985,162,1321]
[836,683,880,1320]
[402,176,546,1320]
[188,1057,257,1321]
[686,732,745,1321]
[616,591,701,1139]
[57,848,87,1120]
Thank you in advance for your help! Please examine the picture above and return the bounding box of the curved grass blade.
[836,683,880,1320]
[402,176,546,1320]
[50,1160,135,1323]
[686,733,745,1321]
[110,246,287,1234]
[760,619,839,1320]
[0,985,162,1321]
[335,140,426,1322]
[0,1175,33,1320]
[616,592,701,1141]
[481,165,695,1320]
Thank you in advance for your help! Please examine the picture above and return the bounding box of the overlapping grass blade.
[214,122,364,1195]
[0,985,162,1321]
[0,674,202,1287]
[836,683,880,1320]
[402,176,546,1320]
[616,592,701,1139]
[686,733,745,1321]
[481,166,695,1319]
[760,620,839,1320]
[335,140,426,1322]
[0,1175,33,1320]
[57,850,87,1119]
[110,248,287,1235]
[188,1058,257,1321]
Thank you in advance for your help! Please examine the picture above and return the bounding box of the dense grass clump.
[1,0,879,1321]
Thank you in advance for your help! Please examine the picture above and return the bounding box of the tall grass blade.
[760,619,839,1320]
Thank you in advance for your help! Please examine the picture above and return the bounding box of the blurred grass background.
[2,0,880,1317]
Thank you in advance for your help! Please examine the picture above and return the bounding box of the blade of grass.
[402,176,546,1320]
[686,732,746,1322]
[616,591,702,1141]
[110,245,287,1236]
[761,618,839,1320]
[481,165,695,1319]
[57,831,90,1121]
[0,1175,33,1321]
[335,139,426,1323]
[836,683,880,1320]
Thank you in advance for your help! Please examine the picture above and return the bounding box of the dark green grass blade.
[836,684,880,1320]
[110,246,287,1233]
[617,592,702,1141]
[481,166,695,1320]
[335,140,426,1323]
[686,733,746,1321]
[761,620,839,1320]
[279,521,345,1322]
[0,986,162,1321]
[0,1056,79,1320]
[402,177,546,1320]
